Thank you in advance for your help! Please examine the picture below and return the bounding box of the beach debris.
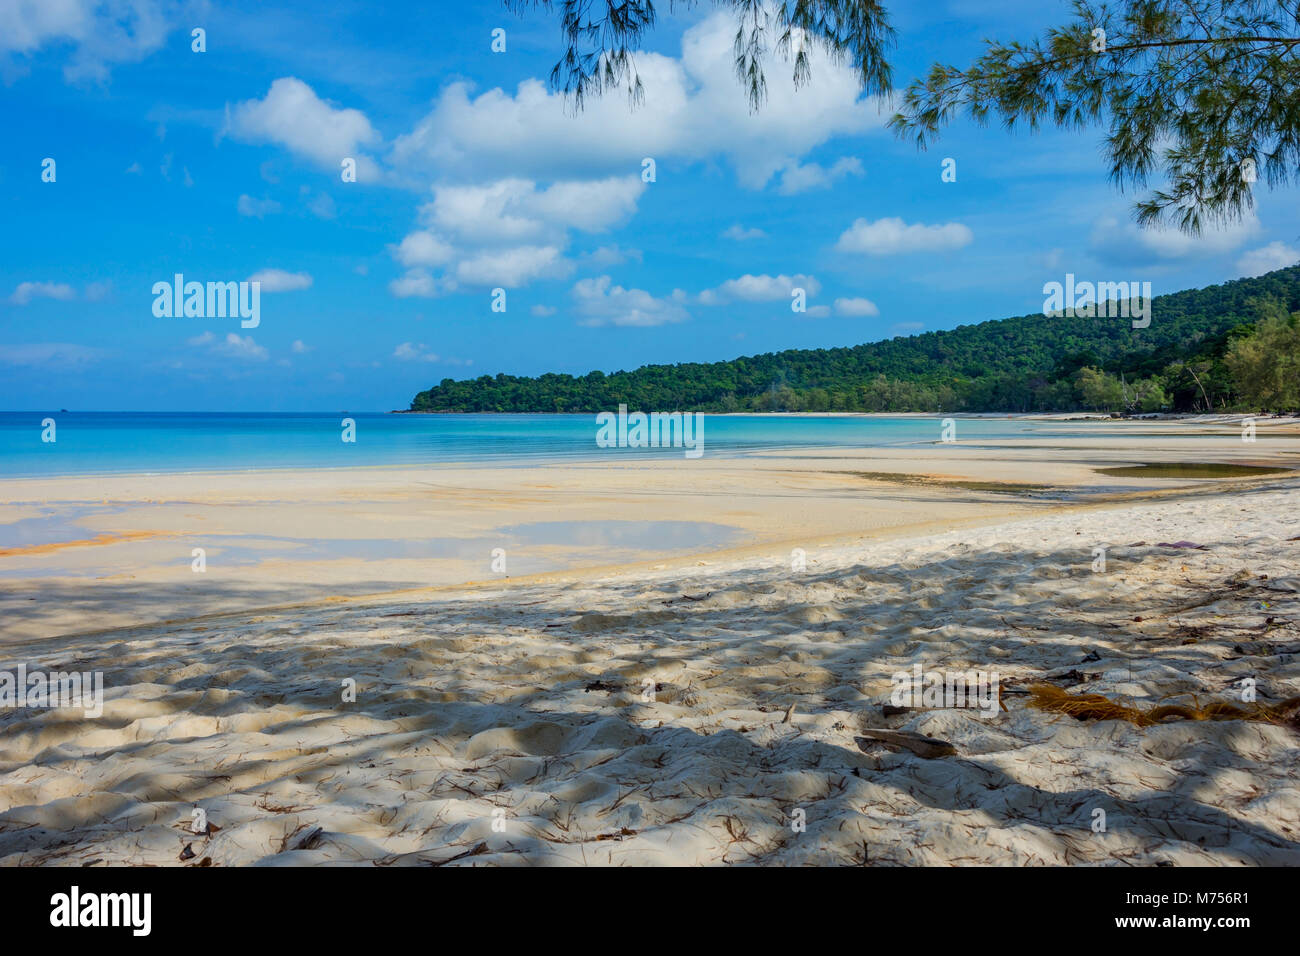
[782,702,796,724]
[664,592,712,604]
[1044,668,1097,687]
[1027,684,1300,728]
[1156,541,1208,549]
[881,704,912,717]
[584,679,624,693]
[179,843,195,861]
[426,842,489,866]
[855,729,958,759]
[1234,640,1300,657]
[594,827,637,841]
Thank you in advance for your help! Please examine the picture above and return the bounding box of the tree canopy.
[510,0,1300,231]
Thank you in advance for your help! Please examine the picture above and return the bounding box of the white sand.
[1,477,1297,866]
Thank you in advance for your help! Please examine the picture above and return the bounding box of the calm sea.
[0,411,1089,478]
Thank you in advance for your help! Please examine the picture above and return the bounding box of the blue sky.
[2,0,1298,411]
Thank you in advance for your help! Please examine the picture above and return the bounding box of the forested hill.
[408,265,1300,414]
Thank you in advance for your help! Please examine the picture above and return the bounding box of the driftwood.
[855,729,957,758]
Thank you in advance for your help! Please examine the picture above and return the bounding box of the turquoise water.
[0,411,1087,478]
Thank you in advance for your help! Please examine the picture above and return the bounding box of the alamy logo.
[596,403,704,459]
[50,886,151,936]
[0,664,103,718]
[1042,274,1151,329]
[889,664,1000,717]
[152,274,260,328]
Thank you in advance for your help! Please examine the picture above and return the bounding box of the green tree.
[1077,366,1126,411]
[1224,303,1300,409]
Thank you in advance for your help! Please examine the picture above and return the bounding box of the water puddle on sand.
[1093,463,1293,479]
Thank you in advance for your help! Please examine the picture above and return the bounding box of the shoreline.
[3,425,1298,644]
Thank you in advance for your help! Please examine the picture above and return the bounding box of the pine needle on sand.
[1027,684,1300,728]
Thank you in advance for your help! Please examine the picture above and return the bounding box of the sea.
[0,411,1094,478]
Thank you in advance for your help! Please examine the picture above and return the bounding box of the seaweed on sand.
[1027,684,1300,728]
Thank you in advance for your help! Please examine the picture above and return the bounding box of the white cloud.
[834,296,879,317]
[777,156,863,195]
[189,331,268,361]
[0,0,175,82]
[248,269,312,292]
[580,244,642,268]
[699,273,821,304]
[237,194,281,218]
[722,224,766,241]
[393,342,440,362]
[572,276,689,327]
[291,339,312,353]
[531,304,557,317]
[835,217,973,255]
[388,12,887,190]
[421,176,644,244]
[389,177,642,292]
[1089,210,1260,264]
[455,245,572,287]
[226,77,380,177]
[1237,241,1299,278]
[389,270,455,299]
[391,231,455,268]
[8,281,76,305]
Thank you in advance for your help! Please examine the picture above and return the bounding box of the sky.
[2,0,1298,412]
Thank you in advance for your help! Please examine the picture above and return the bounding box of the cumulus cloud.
[579,244,642,268]
[1,0,176,82]
[188,331,268,361]
[1089,210,1260,264]
[247,269,312,292]
[388,12,886,190]
[389,177,640,291]
[776,156,863,195]
[391,231,455,268]
[834,296,879,317]
[8,281,76,305]
[420,176,644,244]
[1237,241,1299,278]
[699,273,820,304]
[389,270,455,299]
[455,245,572,287]
[393,342,440,362]
[226,77,381,178]
[571,276,689,327]
[835,217,973,255]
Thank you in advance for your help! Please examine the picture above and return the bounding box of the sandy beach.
[2,418,1299,865]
